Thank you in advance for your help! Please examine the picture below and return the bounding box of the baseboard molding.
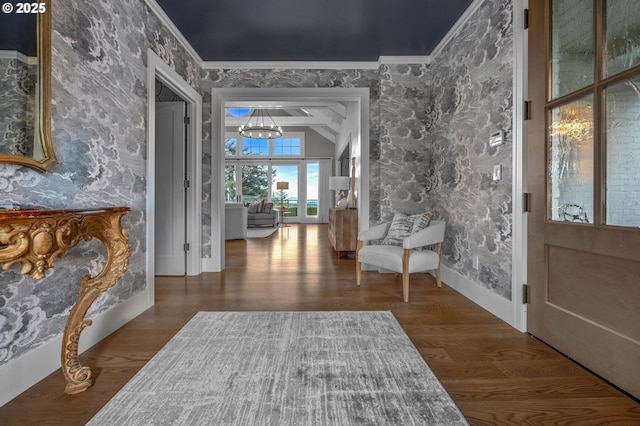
[441,266,516,329]
[0,290,151,407]
[201,257,222,272]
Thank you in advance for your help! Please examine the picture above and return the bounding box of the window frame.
[224,132,305,158]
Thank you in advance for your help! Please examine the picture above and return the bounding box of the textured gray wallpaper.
[422,0,513,298]
[1,0,514,370]
[0,0,199,365]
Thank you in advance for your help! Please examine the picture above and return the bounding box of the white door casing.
[146,49,202,305]
[208,88,370,272]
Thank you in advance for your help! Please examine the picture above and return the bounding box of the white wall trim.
[0,291,149,407]
[431,0,485,59]
[511,0,528,333]
[379,56,431,65]
[147,49,203,286]
[0,50,37,65]
[209,88,370,272]
[143,0,202,63]
[442,266,516,328]
[202,56,432,70]
[203,61,380,70]
[201,257,219,272]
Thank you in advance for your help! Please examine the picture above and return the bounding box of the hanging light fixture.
[238,108,283,139]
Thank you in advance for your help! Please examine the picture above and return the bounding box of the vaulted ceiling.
[225,101,350,144]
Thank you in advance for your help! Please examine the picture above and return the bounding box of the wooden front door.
[527,0,640,398]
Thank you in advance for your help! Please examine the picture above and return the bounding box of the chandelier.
[549,105,593,142]
[238,109,283,139]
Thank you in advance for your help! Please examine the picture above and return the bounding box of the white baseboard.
[201,257,222,272]
[441,266,517,329]
[0,290,151,407]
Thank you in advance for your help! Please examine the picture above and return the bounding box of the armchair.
[356,219,445,302]
[247,201,277,227]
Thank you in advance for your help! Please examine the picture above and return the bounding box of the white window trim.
[224,131,305,158]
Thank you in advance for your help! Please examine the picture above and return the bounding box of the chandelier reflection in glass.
[238,108,283,139]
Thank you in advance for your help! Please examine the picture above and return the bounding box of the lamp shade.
[329,176,350,190]
[276,181,289,190]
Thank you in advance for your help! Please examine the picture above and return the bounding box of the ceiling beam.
[225,101,344,109]
[304,105,347,120]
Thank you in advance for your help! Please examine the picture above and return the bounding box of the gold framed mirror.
[0,0,56,172]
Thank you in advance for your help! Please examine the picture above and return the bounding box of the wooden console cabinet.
[328,208,358,256]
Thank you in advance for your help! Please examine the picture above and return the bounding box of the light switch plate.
[489,130,505,147]
[492,164,502,181]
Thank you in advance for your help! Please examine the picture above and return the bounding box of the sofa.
[224,203,248,239]
[247,201,277,227]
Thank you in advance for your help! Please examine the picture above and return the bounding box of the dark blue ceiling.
[0,14,37,56]
[154,0,474,61]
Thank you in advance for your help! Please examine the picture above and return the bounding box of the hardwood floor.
[1,224,638,425]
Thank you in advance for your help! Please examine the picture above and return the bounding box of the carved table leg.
[60,211,130,394]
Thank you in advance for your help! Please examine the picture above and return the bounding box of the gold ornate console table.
[0,206,130,394]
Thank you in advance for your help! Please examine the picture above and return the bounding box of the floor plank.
[1,224,638,425]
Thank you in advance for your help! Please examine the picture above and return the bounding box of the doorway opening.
[210,88,370,272]
[146,50,202,303]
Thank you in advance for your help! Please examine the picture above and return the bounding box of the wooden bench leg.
[356,240,362,286]
[435,242,442,287]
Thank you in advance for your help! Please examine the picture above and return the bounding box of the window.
[273,138,301,156]
[242,138,269,156]
[224,133,304,157]
[224,138,237,156]
[224,165,237,201]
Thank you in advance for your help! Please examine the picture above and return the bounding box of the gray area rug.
[246,227,278,238]
[87,311,467,425]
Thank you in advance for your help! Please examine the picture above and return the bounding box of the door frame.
[512,0,529,332]
[210,87,370,271]
[146,49,202,303]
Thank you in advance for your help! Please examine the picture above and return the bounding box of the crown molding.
[143,0,202,63]
[202,61,380,70]
[202,56,432,70]
[430,0,485,59]
[0,50,37,65]
[379,56,430,65]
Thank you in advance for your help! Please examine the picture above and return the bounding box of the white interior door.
[155,101,186,276]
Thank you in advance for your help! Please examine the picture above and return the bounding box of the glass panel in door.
[306,163,319,219]
[605,73,640,227]
[549,0,594,99]
[225,165,237,202]
[242,164,269,204]
[605,0,640,77]
[547,95,594,223]
[272,164,299,220]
